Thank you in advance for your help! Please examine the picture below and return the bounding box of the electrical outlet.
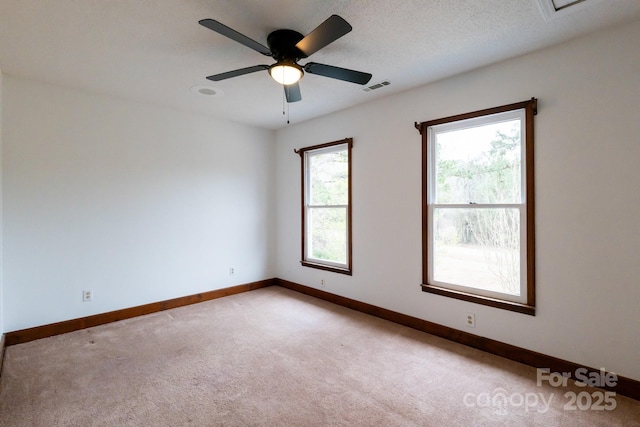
[229,267,235,276]
[320,279,325,287]
[83,290,93,302]
[466,313,476,328]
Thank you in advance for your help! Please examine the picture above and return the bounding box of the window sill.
[301,260,352,276]
[421,283,535,315]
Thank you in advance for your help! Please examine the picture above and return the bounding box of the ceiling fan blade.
[199,19,272,56]
[284,82,302,103]
[304,62,372,85]
[206,65,269,81]
[295,15,352,58]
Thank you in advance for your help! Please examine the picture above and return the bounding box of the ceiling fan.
[198,15,373,103]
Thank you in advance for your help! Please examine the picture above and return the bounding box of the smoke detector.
[190,85,224,97]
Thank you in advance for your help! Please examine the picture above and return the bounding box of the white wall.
[2,76,275,331]
[275,20,640,381]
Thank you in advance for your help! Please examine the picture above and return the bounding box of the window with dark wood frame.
[295,138,353,275]
[416,99,537,315]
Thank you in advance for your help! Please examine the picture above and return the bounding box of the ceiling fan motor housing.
[267,29,306,61]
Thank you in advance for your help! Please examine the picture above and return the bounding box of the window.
[416,99,537,314]
[296,138,352,275]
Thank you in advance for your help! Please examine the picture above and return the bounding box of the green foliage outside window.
[307,148,348,265]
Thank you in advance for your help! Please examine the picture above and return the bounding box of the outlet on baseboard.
[229,267,236,276]
[466,313,476,328]
[83,290,93,302]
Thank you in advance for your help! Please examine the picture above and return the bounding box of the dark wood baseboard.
[0,334,5,378]
[276,278,640,402]
[5,279,276,346]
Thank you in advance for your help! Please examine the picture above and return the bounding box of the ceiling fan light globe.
[269,63,303,85]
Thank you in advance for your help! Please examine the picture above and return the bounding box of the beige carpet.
[1,286,638,426]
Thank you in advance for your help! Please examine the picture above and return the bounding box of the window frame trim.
[296,138,353,275]
[416,99,537,315]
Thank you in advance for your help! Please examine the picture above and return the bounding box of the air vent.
[535,0,604,21]
[363,80,391,92]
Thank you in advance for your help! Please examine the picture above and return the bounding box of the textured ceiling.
[1,0,639,130]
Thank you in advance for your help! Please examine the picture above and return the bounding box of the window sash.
[305,144,349,207]
[427,109,526,206]
[305,205,349,268]
[427,204,528,304]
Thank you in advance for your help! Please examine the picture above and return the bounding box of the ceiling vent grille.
[535,0,604,21]
[363,80,391,92]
